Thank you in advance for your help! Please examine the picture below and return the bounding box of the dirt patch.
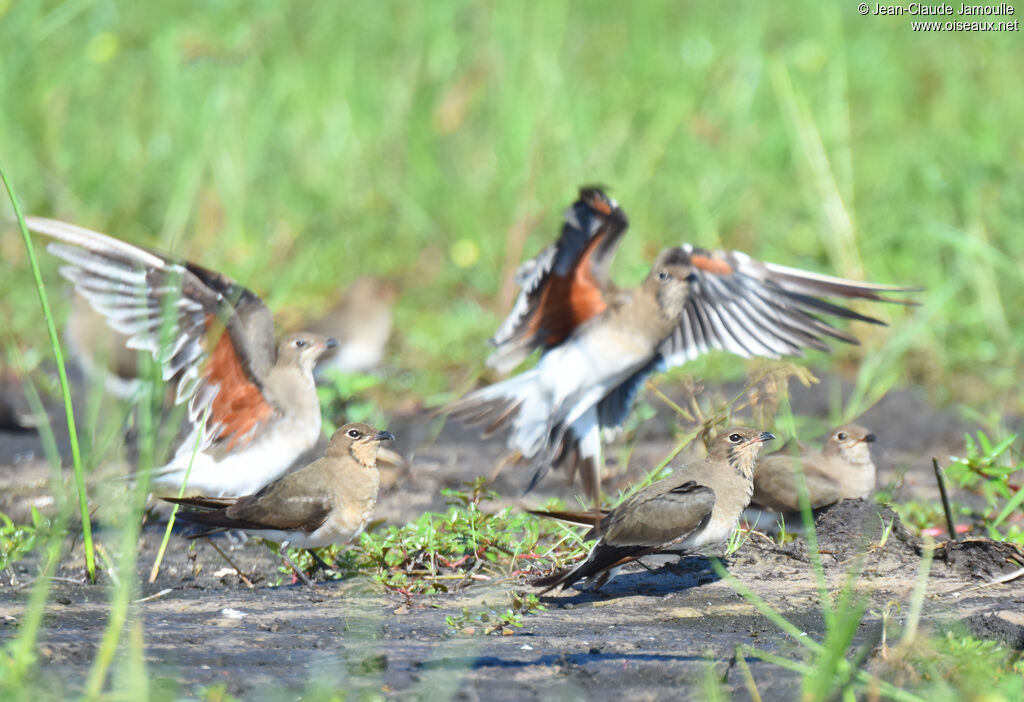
[966,609,1024,649]
[812,499,918,558]
[932,538,1024,580]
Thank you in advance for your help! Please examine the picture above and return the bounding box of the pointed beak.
[323,338,340,350]
[863,434,877,444]
[756,431,776,444]
[375,430,395,442]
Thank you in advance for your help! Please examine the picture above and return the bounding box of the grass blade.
[0,160,95,583]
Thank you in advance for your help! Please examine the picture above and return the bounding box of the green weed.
[0,509,48,576]
[283,478,588,594]
[445,590,546,636]
[895,431,1023,544]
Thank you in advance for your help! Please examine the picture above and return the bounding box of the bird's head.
[710,427,776,476]
[328,422,396,467]
[645,247,697,321]
[277,333,340,374]
[823,424,876,465]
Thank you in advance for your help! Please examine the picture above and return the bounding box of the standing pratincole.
[531,428,775,592]
[163,422,394,586]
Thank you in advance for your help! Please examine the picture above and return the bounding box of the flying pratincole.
[450,187,917,504]
[163,422,393,586]
[28,216,338,496]
[746,423,877,530]
[530,428,774,592]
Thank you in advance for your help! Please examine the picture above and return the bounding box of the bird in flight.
[451,187,917,503]
[29,216,338,496]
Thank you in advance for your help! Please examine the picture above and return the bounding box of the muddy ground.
[1,376,1023,700]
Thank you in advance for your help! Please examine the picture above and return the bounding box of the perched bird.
[308,277,396,378]
[28,216,338,496]
[531,428,775,592]
[746,424,877,529]
[451,187,916,503]
[163,422,393,586]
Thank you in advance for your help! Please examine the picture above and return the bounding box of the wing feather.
[30,216,279,450]
[486,187,628,372]
[658,244,920,368]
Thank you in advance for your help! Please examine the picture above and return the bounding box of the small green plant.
[894,431,1023,544]
[0,509,48,575]
[724,523,753,556]
[874,628,1024,700]
[895,500,971,536]
[947,431,1019,495]
[946,431,1023,543]
[772,515,799,546]
[445,590,546,636]
[282,478,588,593]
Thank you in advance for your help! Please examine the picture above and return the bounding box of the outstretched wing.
[591,245,919,438]
[29,217,279,450]
[659,244,920,365]
[487,187,629,373]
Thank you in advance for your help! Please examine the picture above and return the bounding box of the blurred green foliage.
[316,370,388,431]
[0,1,1021,413]
[0,508,48,573]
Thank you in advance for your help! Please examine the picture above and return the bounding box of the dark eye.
[836,432,847,441]
[347,429,360,439]
[729,433,742,443]
[657,271,671,282]
[295,338,308,349]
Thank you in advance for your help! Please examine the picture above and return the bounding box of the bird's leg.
[203,537,256,589]
[590,569,614,591]
[276,541,318,588]
[307,549,335,573]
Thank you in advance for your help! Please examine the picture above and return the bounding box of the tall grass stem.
[0,161,95,583]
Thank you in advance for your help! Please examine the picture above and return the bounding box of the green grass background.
[1,0,1021,415]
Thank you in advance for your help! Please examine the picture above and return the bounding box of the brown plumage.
[531,428,775,592]
[163,422,393,583]
[748,424,877,526]
[28,216,338,496]
[308,277,396,377]
[452,187,918,505]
